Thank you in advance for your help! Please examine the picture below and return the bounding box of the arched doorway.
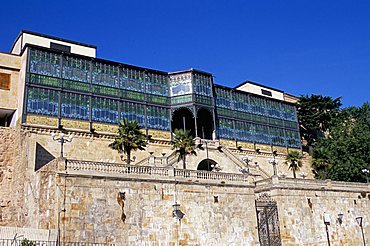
[197,159,218,171]
[197,108,214,139]
[171,107,196,137]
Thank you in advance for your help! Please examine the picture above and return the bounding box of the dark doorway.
[197,108,213,139]
[172,107,196,137]
[197,159,218,171]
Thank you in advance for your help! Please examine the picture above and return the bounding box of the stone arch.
[197,158,218,171]
[171,107,196,137]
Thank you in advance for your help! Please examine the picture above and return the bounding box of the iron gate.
[255,193,282,246]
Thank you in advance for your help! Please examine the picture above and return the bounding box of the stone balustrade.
[174,169,249,182]
[62,159,250,185]
[255,176,370,192]
[66,160,170,176]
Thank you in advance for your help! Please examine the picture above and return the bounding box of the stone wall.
[256,177,370,245]
[0,127,27,226]
[55,175,258,245]
[1,127,369,245]
[22,127,313,181]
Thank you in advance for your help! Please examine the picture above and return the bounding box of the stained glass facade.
[24,46,300,148]
[214,86,300,148]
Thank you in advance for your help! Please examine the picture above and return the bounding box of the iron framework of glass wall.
[24,46,300,148]
[25,47,170,132]
[214,86,300,148]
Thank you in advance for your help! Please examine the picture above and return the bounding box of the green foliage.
[297,94,342,146]
[311,103,370,182]
[21,239,36,246]
[109,118,151,165]
[171,129,196,169]
[285,150,303,178]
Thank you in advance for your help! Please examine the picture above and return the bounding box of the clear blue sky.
[1,0,369,107]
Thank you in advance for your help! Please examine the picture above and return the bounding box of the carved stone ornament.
[256,193,276,205]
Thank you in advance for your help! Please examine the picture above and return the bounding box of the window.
[0,73,11,90]
[261,89,272,96]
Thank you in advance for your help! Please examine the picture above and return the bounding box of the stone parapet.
[59,159,253,187]
[255,176,370,193]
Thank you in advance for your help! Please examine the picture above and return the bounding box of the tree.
[21,239,36,246]
[311,103,370,182]
[109,118,151,165]
[285,150,303,179]
[297,95,342,147]
[171,129,196,169]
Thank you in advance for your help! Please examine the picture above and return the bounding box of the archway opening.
[171,107,196,137]
[197,108,214,139]
[197,159,218,171]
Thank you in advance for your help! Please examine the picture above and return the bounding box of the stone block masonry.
[56,174,259,245]
[0,127,369,245]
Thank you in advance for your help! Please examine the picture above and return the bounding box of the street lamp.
[51,132,74,158]
[172,202,185,221]
[241,156,253,174]
[356,216,366,246]
[323,212,331,246]
[337,213,343,225]
[362,169,369,183]
[268,151,278,176]
[300,172,308,179]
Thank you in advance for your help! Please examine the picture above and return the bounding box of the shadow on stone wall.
[35,143,55,171]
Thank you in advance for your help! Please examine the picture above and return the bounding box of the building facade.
[2,30,300,154]
[4,31,368,246]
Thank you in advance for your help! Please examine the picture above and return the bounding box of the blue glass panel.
[235,121,253,142]
[286,130,301,148]
[147,106,170,131]
[29,49,61,77]
[92,97,119,124]
[254,124,271,144]
[145,73,168,96]
[217,118,234,140]
[270,127,286,147]
[92,62,119,88]
[61,92,90,120]
[120,68,145,92]
[170,73,192,96]
[120,101,145,126]
[27,87,59,116]
[193,74,212,96]
[62,56,90,83]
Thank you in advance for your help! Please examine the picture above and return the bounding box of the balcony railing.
[63,160,249,184]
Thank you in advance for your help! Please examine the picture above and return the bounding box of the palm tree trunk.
[293,169,296,179]
[182,156,186,169]
[127,151,131,165]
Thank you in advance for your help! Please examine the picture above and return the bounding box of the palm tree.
[109,118,151,165]
[285,150,303,178]
[171,129,196,169]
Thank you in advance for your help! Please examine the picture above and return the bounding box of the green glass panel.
[63,79,90,92]
[147,95,169,105]
[92,85,119,97]
[29,74,60,88]
[123,90,146,101]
